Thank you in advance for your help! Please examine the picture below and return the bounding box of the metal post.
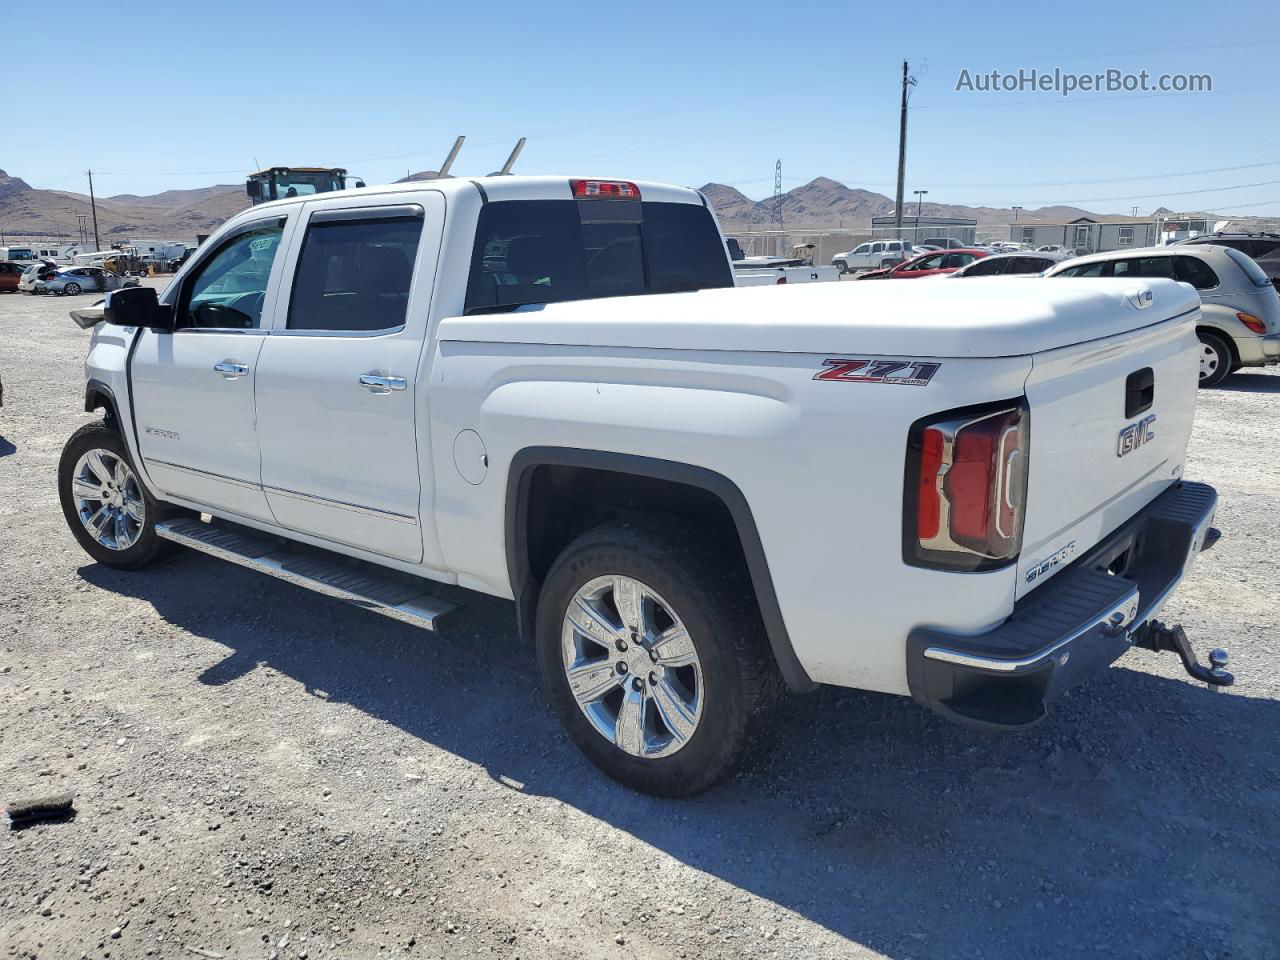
[914,189,928,216]
[498,138,526,176]
[438,137,465,178]
[894,61,910,234]
[87,170,101,251]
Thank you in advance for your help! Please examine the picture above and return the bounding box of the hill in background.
[0,169,249,241]
[3,165,1198,245]
[702,177,1095,232]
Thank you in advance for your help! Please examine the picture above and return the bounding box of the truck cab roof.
[240,175,707,216]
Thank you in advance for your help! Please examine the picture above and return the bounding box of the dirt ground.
[1,282,1278,960]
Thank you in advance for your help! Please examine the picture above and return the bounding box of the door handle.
[214,361,249,379]
[359,374,407,394]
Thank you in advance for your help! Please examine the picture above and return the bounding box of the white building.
[1009,214,1218,254]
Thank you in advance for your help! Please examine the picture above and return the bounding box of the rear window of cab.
[464,199,732,314]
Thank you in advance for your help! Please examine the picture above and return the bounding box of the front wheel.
[536,524,779,797]
[58,422,169,569]
[1198,332,1233,388]
[63,281,81,296]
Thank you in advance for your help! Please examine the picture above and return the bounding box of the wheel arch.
[1196,325,1239,365]
[505,447,816,693]
[85,379,121,424]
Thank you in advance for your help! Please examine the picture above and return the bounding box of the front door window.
[180,222,285,329]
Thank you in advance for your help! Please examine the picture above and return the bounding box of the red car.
[854,248,989,280]
[0,261,24,292]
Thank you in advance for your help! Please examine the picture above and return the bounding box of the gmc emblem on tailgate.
[1117,415,1156,458]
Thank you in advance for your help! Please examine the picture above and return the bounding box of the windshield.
[269,170,342,199]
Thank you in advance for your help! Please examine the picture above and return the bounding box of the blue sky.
[10,0,1277,215]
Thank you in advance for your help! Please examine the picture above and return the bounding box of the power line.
[920,36,1280,67]
[1025,178,1280,206]
[721,160,1280,192]
[913,87,1243,110]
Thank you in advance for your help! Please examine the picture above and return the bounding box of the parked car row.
[843,241,1279,386]
[1043,245,1279,386]
[10,263,141,296]
[831,238,1045,274]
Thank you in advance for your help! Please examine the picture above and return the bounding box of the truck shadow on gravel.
[80,556,1280,959]
[1216,371,1280,393]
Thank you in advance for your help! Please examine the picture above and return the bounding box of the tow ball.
[1131,620,1233,691]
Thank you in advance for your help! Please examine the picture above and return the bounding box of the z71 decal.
[814,359,941,386]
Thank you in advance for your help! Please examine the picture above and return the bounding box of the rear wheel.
[58,422,169,569]
[535,524,779,797]
[63,281,81,296]
[1197,332,1232,387]
[879,259,894,269]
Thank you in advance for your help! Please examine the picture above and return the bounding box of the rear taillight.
[905,401,1028,571]
[1237,312,1266,334]
[570,179,640,200]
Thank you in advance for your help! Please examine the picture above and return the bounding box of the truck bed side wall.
[429,342,1032,695]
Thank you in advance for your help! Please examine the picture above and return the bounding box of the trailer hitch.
[1131,620,1233,691]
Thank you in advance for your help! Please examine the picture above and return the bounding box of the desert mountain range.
[0,170,249,241]
[0,166,1169,243]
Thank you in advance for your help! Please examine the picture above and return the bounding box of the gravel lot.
[2,283,1278,960]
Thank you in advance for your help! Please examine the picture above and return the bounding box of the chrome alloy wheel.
[1199,342,1220,380]
[560,575,704,759]
[71,449,145,550]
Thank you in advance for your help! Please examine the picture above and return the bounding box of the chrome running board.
[155,517,457,630]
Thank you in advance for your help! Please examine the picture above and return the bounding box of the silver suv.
[1045,245,1280,386]
[832,239,912,274]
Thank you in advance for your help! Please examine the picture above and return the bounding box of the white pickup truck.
[60,175,1229,797]
[732,255,841,286]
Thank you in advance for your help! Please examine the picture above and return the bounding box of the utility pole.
[87,170,101,251]
[773,159,784,232]
[893,60,915,235]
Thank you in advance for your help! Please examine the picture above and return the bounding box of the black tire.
[1197,331,1233,388]
[834,260,848,274]
[64,281,81,296]
[879,259,894,269]
[535,523,780,797]
[58,421,169,570]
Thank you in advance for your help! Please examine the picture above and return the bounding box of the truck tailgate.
[1016,311,1200,599]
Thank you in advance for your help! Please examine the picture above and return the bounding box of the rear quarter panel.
[429,343,1032,695]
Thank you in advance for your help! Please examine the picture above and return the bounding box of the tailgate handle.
[1125,367,1154,418]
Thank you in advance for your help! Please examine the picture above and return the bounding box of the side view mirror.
[246,180,262,201]
[103,286,173,331]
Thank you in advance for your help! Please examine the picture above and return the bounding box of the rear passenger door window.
[1011,257,1052,274]
[963,258,1007,276]
[1057,261,1110,278]
[287,207,424,332]
[1111,257,1176,280]
[1172,255,1220,290]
